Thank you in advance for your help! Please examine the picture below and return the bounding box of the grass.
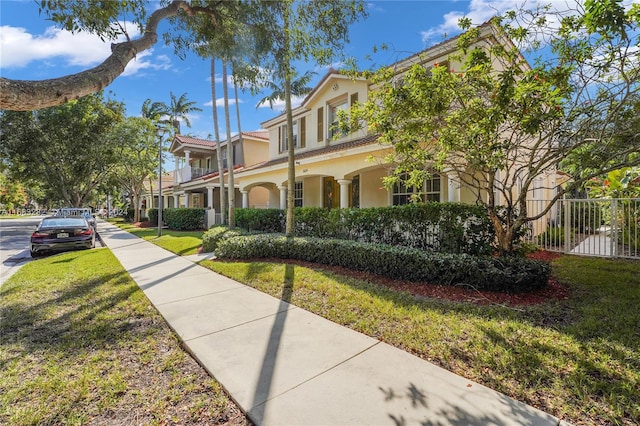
[196,256,640,426]
[101,222,640,424]
[0,248,248,425]
[111,220,203,255]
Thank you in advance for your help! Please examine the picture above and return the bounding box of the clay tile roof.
[174,135,216,147]
[243,130,269,140]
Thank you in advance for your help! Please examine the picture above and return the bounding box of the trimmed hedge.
[148,208,205,230]
[235,203,495,255]
[202,225,252,253]
[214,233,550,293]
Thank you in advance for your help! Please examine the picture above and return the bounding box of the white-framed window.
[294,181,303,207]
[392,172,441,205]
[328,99,348,139]
[279,118,306,153]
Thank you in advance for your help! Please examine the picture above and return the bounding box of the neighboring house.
[140,131,270,215]
[236,23,560,211]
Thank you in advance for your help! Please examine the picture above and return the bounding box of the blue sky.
[1,0,535,138]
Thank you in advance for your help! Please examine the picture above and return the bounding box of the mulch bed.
[238,250,570,308]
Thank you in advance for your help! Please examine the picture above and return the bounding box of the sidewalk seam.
[182,305,299,343]
[248,340,382,412]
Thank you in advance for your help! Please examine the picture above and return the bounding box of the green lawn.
[101,223,640,424]
[111,221,203,255]
[197,256,640,425]
[0,248,247,426]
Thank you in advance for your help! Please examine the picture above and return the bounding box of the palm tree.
[165,92,202,135]
[211,58,227,224]
[257,70,315,108]
[221,60,236,228]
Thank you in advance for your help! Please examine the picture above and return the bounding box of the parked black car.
[56,207,97,231]
[30,216,96,257]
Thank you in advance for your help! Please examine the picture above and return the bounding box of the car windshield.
[41,218,87,228]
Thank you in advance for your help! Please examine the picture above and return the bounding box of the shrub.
[537,226,571,247]
[215,234,550,293]
[234,203,495,255]
[201,225,251,253]
[163,208,205,230]
[148,208,158,226]
[235,208,285,232]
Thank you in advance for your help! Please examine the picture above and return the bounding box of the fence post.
[563,199,571,254]
[610,199,618,257]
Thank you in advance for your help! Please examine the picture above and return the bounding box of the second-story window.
[328,99,348,140]
[278,117,306,153]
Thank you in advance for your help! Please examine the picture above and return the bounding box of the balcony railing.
[174,166,217,184]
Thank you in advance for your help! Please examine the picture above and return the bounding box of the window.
[351,175,360,208]
[392,173,441,205]
[317,107,324,142]
[279,117,306,152]
[294,181,303,207]
[328,100,348,139]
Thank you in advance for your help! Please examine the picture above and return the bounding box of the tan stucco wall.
[360,168,388,207]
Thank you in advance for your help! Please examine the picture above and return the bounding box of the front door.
[323,177,340,209]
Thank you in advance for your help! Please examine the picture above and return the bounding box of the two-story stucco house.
[141,130,270,216]
[234,23,560,213]
[142,22,560,228]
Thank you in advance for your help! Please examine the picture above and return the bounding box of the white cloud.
[122,51,171,77]
[256,94,306,111]
[203,97,243,108]
[420,0,524,45]
[0,22,170,77]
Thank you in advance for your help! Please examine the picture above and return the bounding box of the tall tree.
[257,0,366,235]
[164,92,203,135]
[107,117,158,223]
[0,92,125,206]
[0,1,268,111]
[210,58,227,224]
[345,2,639,255]
[221,61,236,228]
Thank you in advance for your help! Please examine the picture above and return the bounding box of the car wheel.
[30,250,40,258]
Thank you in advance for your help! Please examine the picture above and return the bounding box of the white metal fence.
[523,198,640,259]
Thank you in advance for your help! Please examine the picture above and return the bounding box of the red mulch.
[240,250,570,308]
[133,221,152,228]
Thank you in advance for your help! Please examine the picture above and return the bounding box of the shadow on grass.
[201,257,640,424]
[0,253,144,370]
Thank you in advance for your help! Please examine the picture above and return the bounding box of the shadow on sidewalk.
[249,263,295,422]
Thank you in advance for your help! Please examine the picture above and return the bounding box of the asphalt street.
[0,216,104,286]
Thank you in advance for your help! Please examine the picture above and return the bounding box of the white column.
[279,186,287,210]
[185,192,191,208]
[337,179,351,209]
[447,175,460,202]
[206,185,215,209]
[241,190,249,208]
[173,195,179,208]
[174,156,179,183]
[184,150,191,165]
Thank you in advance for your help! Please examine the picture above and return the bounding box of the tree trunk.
[284,7,295,237]
[222,61,235,228]
[211,58,226,224]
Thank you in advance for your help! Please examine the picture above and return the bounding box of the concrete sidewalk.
[99,221,565,426]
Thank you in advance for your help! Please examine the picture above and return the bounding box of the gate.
[524,198,640,259]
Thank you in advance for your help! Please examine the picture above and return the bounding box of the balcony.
[175,166,217,184]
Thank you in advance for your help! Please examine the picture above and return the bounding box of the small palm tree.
[166,92,202,134]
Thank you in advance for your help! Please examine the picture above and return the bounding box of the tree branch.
[0,1,195,111]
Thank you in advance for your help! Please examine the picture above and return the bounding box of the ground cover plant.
[197,255,639,425]
[0,248,248,425]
